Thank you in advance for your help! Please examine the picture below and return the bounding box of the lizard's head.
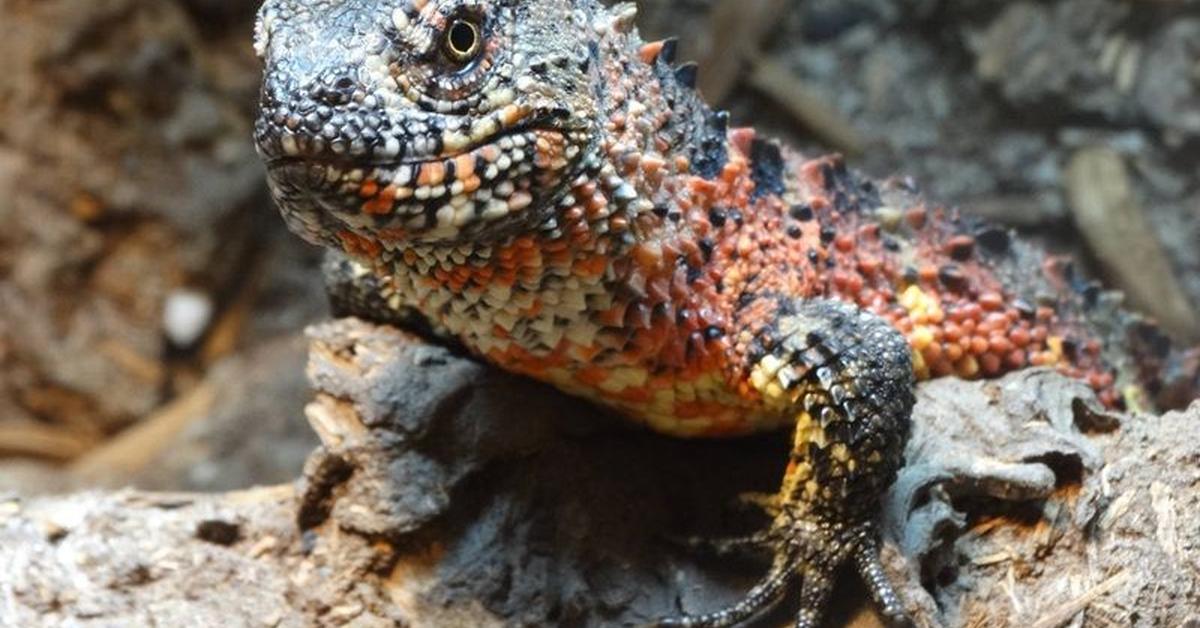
[254,0,600,250]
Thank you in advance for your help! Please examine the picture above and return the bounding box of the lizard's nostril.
[311,69,360,106]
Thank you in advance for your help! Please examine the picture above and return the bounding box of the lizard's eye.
[442,17,482,64]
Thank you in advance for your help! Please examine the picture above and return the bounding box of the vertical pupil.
[449,21,477,55]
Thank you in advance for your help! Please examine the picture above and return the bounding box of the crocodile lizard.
[252,1,1198,625]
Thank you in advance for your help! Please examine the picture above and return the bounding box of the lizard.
[251,0,1199,625]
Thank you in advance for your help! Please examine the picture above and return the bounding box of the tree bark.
[3,318,1198,627]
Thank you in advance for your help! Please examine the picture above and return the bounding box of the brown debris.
[695,0,789,103]
[0,421,96,462]
[1065,147,1200,341]
[68,381,216,484]
[747,56,868,156]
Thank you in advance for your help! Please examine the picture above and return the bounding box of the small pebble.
[164,289,214,347]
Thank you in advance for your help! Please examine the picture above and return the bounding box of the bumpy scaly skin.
[254,1,1159,625]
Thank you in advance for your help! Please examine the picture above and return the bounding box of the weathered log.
[2,318,1198,627]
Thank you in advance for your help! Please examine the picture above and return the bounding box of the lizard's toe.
[731,491,781,517]
[658,543,801,627]
[658,515,911,627]
[665,527,777,559]
[657,514,838,627]
[851,530,912,627]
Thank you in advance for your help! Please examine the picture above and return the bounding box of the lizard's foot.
[659,514,909,628]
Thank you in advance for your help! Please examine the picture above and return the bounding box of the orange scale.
[575,365,609,387]
[454,154,476,179]
[575,181,597,197]
[570,230,592,246]
[690,177,719,196]
[418,161,445,187]
[729,128,757,155]
[845,274,864,295]
[1009,328,1031,348]
[478,145,502,163]
[676,401,710,420]
[641,155,666,178]
[931,359,955,378]
[989,335,1013,355]
[1029,352,1053,367]
[575,254,608,278]
[377,226,409,241]
[362,185,398,215]
[720,163,742,184]
[858,223,881,240]
[905,207,927,229]
[662,342,689,369]
[338,231,381,258]
[978,292,1004,311]
[1005,350,1027,369]
[562,206,586,223]
[616,387,654,404]
[646,278,673,304]
[632,242,663,268]
[983,312,1008,329]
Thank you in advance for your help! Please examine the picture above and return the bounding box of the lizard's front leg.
[662,299,915,627]
[321,251,465,349]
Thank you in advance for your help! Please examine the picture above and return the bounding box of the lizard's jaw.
[264,127,589,254]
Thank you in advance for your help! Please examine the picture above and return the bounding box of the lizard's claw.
[731,491,781,517]
[660,489,788,559]
[658,514,909,628]
[664,527,778,559]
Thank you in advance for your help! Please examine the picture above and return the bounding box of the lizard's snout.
[254,66,399,166]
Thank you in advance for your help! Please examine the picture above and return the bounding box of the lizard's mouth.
[261,111,591,249]
[261,107,569,170]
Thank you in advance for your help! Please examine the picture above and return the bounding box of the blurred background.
[1,0,1197,494]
